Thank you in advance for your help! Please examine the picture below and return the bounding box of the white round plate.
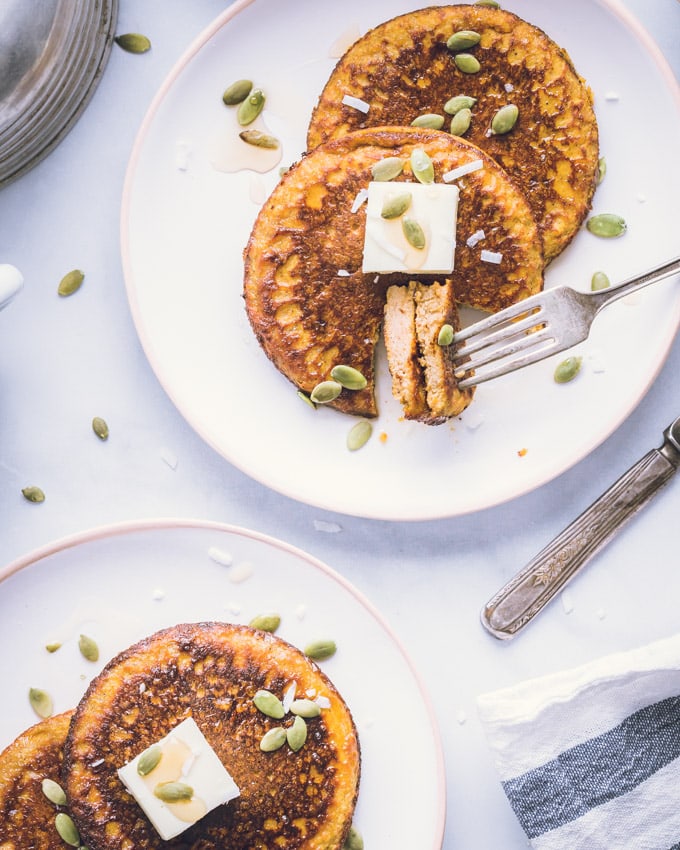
[0,519,445,850]
[121,0,680,520]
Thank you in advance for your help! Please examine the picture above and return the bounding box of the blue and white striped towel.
[477,633,680,850]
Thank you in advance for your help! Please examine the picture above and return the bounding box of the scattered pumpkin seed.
[343,826,365,850]
[45,642,62,653]
[304,639,337,660]
[411,113,445,130]
[347,420,372,451]
[591,270,610,291]
[114,33,151,54]
[92,416,109,440]
[297,390,317,409]
[330,365,368,390]
[475,0,500,7]
[454,53,481,74]
[58,269,84,297]
[22,485,45,503]
[286,715,307,752]
[586,213,627,238]
[237,88,265,125]
[260,726,287,752]
[78,634,99,662]
[239,129,280,149]
[29,687,53,718]
[402,216,426,250]
[310,380,342,404]
[410,147,434,184]
[137,744,162,776]
[597,156,607,185]
[42,778,67,807]
[449,107,472,136]
[446,30,481,52]
[554,356,582,384]
[154,781,194,802]
[249,613,281,633]
[290,698,322,718]
[55,813,80,847]
[253,689,285,719]
[222,79,253,105]
[444,94,477,115]
[438,324,455,346]
[371,156,405,182]
[491,103,519,134]
[380,191,412,220]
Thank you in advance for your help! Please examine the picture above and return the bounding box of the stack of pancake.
[244,3,599,424]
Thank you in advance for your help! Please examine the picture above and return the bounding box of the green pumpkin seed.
[55,813,80,847]
[491,103,519,134]
[446,30,481,52]
[371,156,405,182]
[438,324,455,346]
[92,416,109,441]
[239,129,279,149]
[260,726,287,752]
[22,485,45,503]
[444,95,477,115]
[475,0,500,7]
[347,420,372,452]
[586,213,626,238]
[402,216,426,250]
[411,113,445,130]
[310,380,342,404]
[410,147,434,184]
[454,53,481,74]
[449,107,472,136]
[237,89,265,125]
[58,269,84,297]
[45,642,62,653]
[137,745,162,777]
[29,688,53,718]
[42,778,67,807]
[343,826,365,850]
[154,781,194,802]
[114,33,151,54]
[304,639,337,660]
[222,79,253,106]
[597,156,607,185]
[78,634,99,662]
[253,689,285,719]
[380,191,412,220]
[290,698,322,718]
[297,390,317,409]
[286,715,307,752]
[554,356,582,384]
[330,365,368,390]
[591,270,610,291]
[248,613,281,633]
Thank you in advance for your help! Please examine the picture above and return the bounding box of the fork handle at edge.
[481,443,679,640]
[590,255,680,310]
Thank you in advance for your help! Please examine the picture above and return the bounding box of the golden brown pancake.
[244,125,543,417]
[307,4,599,262]
[0,711,74,850]
[64,622,360,850]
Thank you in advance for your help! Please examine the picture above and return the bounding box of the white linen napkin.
[477,633,680,850]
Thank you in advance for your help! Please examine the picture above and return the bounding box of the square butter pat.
[362,181,459,274]
[117,717,240,840]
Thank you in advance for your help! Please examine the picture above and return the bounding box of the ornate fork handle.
[482,417,680,639]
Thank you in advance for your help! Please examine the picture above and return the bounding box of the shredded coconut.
[208,546,233,567]
[336,269,350,277]
[480,249,503,264]
[351,187,369,212]
[442,159,484,182]
[342,94,370,113]
[466,229,486,248]
[604,91,620,102]
[561,591,574,615]
[229,561,254,583]
[313,519,342,533]
[504,82,514,93]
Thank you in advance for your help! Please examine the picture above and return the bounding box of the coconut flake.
[351,187,369,212]
[208,547,233,567]
[315,695,331,709]
[604,91,620,102]
[336,269,350,277]
[160,446,178,469]
[282,682,297,713]
[466,229,486,248]
[342,94,370,113]
[561,591,574,615]
[504,82,514,93]
[442,159,484,182]
[152,587,166,601]
[229,561,254,583]
[313,519,342,533]
[480,249,503,264]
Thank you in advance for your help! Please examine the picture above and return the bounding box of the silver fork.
[452,255,680,388]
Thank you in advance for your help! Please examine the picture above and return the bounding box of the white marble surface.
[0,1,678,847]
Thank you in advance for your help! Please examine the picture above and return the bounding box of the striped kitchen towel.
[477,633,680,849]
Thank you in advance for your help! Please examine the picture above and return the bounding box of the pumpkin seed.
[239,129,279,149]
[454,53,481,74]
[137,745,162,776]
[78,634,99,662]
[29,688,53,718]
[438,324,455,346]
[586,213,626,238]
[554,356,582,384]
[444,94,477,115]
[58,269,84,297]
[446,30,481,52]
[475,0,500,7]
[253,689,285,719]
[260,726,287,752]
[92,416,109,440]
[248,613,281,633]
[591,270,610,291]
[410,147,434,184]
[491,103,519,135]
[42,778,67,807]
[402,216,426,250]
[22,485,45,503]
[290,698,322,718]
[55,813,80,847]
[310,380,342,404]
[297,390,317,409]
[304,639,337,660]
[347,420,372,451]
[114,33,151,54]
[222,79,253,106]
[330,365,368,390]
[154,781,194,802]
[237,88,265,125]
[411,113,445,130]
[449,107,472,136]
[380,191,412,220]
[371,156,404,182]
[343,826,365,850]
[45,642,62,653]
[286,715,307,752]
[597,156,607,185]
